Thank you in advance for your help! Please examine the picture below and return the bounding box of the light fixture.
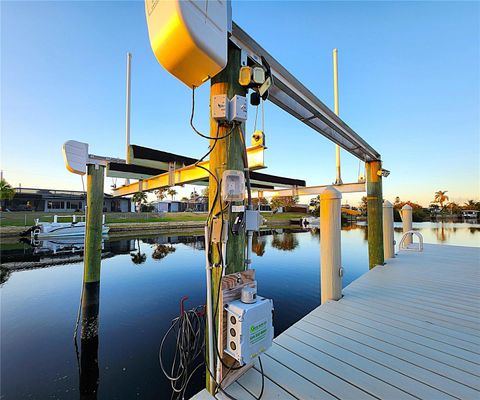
[377,169,390,178]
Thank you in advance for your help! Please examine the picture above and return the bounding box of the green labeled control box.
[224,296,274,365]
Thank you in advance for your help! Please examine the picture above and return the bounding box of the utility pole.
[206,42,247,393]
[333,48,342,185]
[366,161,384,269]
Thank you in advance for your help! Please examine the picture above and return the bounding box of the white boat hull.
[35,222,109,238]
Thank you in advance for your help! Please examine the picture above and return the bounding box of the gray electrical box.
[245,209,262,231]
[224,295,274,366]
[212,94,229,121]
[229,95,248,122]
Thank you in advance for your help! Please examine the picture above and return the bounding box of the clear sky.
[1,1,479,207]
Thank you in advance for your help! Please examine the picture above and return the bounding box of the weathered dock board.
[192,243,480,399]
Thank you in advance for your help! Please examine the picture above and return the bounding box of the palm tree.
[132,191,147,213]
[463,200,479,210]
[434,190,449,210]
[168,188,177,201]
[155,188,167,201]
[0,179,15,210]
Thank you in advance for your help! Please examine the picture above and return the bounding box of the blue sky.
[1,1,479,206]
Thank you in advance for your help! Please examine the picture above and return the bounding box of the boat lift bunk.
[109,144,308,196]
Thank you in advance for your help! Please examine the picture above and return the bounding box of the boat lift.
[63,2,387,398]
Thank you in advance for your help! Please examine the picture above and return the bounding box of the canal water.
[1,222,479,399]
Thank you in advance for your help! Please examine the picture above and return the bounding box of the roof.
[13,187,116,199]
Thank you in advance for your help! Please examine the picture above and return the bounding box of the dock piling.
[366,160,384,269]
[320,186,342,304]
[401,204,413,246]
[79,163,104,398]
[383,200,394,259]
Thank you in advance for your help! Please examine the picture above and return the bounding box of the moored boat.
[21,215,109,238]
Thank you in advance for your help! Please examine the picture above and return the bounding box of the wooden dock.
[193,243,480,399]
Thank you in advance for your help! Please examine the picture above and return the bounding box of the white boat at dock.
[22,215,109,238]
[301,217,319,228]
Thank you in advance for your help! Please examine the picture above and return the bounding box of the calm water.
[1,222,479,399]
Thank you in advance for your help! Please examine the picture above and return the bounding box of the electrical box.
[211,218,228,243]
[245,210,262,231]
[221,170,245,202]
[225,295,274,366]
[212,95,229,121]
[145,0,230,88]
[229,95,248,122]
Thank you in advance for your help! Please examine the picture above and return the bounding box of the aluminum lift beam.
[230,23,381,162]
[107,162,305,190]
[112,145,272,197]
[253,182,366,198]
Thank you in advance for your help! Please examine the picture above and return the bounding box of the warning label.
[249,319,268,345]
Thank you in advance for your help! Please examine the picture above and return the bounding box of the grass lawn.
[0,211,307,227]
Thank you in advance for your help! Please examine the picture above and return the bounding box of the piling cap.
[320,186,342,200]
[383,200,393,208]
[401,204,412,210]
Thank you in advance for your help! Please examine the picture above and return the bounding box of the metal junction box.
[224,296,274,365]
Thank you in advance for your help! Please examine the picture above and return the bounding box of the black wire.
[159,305,206,399]
[190,87,237,140]
[210,357,265,400]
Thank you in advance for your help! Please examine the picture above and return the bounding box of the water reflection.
[152,244,176,260]
[271,232,299,251]
[79,335,99,400]
[130,239,147,265]
[1,223,479,399]
[252,235,266,256]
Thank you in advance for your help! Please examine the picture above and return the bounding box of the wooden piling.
[80,163,104,398]
[366,160,384,269]
[81,164,104,340]
[206,42,247,392]
[401,204,413,246]
[320,186,342,303]
[383,200,395,259]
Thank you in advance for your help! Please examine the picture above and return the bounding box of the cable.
[190,87,236,140]
[159,304,206,399]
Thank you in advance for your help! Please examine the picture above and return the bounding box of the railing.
[398,230,424,252]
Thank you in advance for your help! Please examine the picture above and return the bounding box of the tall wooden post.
[206,43,246,392]
[366,160,384,269]
[383,200,395,260]
[320,186,342,303]
[80,163,104,398]
[401,204,413,246]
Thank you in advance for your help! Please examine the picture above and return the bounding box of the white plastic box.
[145,0,229,88]
[224,296,274,365]
[221,170,245,202]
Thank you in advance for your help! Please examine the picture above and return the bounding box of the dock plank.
[309,308,480,375]
[319,301,480,364]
